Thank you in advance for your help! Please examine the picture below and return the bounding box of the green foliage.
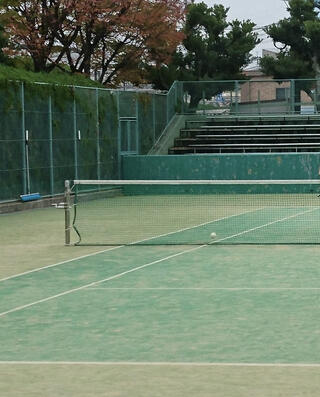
[148,2,259,86]
[261,0,320,79]
[146,2,259,110]
[0,63,112,146]
[9,56,35,71]
[0,63,106,118]
[0,63,103,87]
[260,0,320,110]
[261,53,313,79]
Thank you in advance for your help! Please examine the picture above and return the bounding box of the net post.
[64,180,71,246]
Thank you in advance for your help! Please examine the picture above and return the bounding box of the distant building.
[241,51,311,105]
[261,49,278,59]
[236,50,314,113]
[241,69,290,103]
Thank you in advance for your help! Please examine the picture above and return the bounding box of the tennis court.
[1,183,320,396]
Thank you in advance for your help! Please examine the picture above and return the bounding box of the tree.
[147,2,260,108]
[0,0,73,72]
[0,0,185,84]
[62,0,184,85]
[260,0,320,108]
[0,22,8,63]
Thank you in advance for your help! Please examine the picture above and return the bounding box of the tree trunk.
[189,93,201,112]
[33,55,47,72]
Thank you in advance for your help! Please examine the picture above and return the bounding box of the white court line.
[133,207,261,244]
[0,361,320,367]
[0,245,206,318]
[0,245,123,283]
[211,207,320,244]
[1,207,318,318]
[88,287,320,291]
[0,208,260,283]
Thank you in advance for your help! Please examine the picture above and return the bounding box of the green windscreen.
[70,180,320,245]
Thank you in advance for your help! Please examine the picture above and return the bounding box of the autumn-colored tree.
[92,0,185,85]
[0,0,73,71]
[0,0,185,84]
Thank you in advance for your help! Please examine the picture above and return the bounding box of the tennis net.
[65,179,320,245]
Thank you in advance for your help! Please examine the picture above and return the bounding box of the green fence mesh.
[0,82,181,202]
[180,79,320,115]
[2,78,320,202]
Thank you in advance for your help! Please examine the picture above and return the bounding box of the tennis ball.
[210,232,217,239]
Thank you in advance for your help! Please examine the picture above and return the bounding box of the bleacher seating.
[168,115,320,154]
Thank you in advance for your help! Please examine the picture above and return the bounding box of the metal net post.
[64,180,71,245]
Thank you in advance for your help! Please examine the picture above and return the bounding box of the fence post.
[166,89,169,125]
[48,95,54,196]
[152,94,156,145]
[235,80,239,115]
[73,96,78,180]
[116,91,122,178]
[127,120,131,151]
[290,79,295,114]
[21,82,27,195]
[174,81,178,112]
[135,98,139,154]
[96,89,101,180]
[314,78,320,113]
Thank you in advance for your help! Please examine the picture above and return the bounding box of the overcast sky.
[195,0,290,56]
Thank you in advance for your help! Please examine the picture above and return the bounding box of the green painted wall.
[122,153,320,180]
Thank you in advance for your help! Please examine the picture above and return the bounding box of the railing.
[178,79,320,116]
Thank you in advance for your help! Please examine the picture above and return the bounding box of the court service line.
[0,207,261,284]
[0,244,207,318]
[1,361,320,367]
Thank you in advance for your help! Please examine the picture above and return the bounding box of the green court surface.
[1,206,320,396]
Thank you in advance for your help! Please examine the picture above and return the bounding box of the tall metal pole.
[96,89,101,180]
[117,91,122,178]
[64,180,71,245]
[235,80,239,115]
[290,79,295,114]
[73,97,78,180]
[48,95,54,196]
[135,98,139,154]
[152,94,156,145]
[21,82,27,195]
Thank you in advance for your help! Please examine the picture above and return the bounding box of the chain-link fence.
[0,81,182,202]
[2,78,320,202]
[179,79,320,116]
